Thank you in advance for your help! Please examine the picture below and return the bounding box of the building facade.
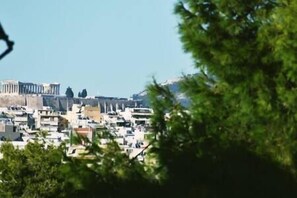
[36,107,66,132]
[0,80,60,95]
[0,117,21,141]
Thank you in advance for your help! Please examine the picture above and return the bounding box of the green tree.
[81,89,87,98]
[61,133,158,197]
[0,142,66,197]
[65,86,74,98]
[147,0,297,197]
[78,91,82,98]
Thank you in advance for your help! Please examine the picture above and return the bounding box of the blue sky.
[0,0,194,98]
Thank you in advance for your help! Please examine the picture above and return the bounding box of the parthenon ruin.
[0,80,60,95]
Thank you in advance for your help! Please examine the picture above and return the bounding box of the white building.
[63,104,102,129]
[119,107,153,126]
[0,117,21,141]
[5,106,35,129]
[35,107,64,132]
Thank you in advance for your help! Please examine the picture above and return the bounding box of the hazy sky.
[0,0,194,98]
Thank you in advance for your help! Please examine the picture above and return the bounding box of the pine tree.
[148,0,297,196]
[81,89,87,98]
[65,87,74,98]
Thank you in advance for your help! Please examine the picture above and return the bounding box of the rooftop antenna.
[0,22,14,60]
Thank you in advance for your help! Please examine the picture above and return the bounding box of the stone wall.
[43,96,140,112]
[0,95,142,112]
[0,95,43,109]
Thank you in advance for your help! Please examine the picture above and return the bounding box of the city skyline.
[0,0,194,98]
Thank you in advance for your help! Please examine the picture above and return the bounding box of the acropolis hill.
[0,80,143,112]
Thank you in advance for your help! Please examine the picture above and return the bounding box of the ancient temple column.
[116,103,119,111]
[37,85,41,94]
[56,85,60,95]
